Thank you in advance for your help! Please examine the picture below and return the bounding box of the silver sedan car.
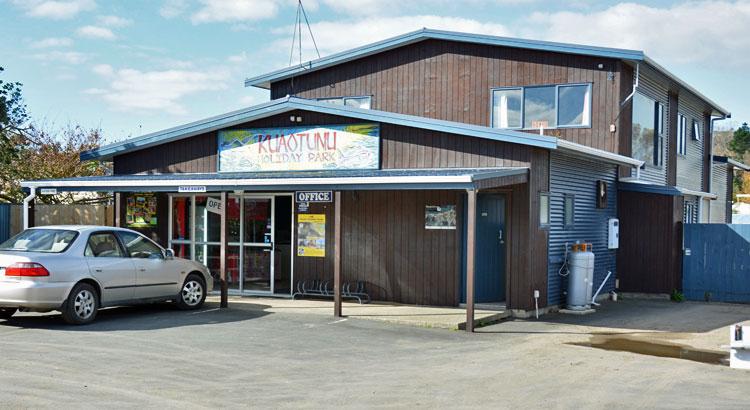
[0,226,213,325]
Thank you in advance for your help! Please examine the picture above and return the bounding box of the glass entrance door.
[241,196,274,293]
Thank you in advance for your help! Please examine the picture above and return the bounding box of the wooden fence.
[683,224,750,303]
[1,204,114,241]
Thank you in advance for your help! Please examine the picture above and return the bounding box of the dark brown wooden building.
[23,29,734,328]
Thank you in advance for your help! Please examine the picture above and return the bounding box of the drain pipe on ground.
[23,187,36,230]
[591,271,613,307]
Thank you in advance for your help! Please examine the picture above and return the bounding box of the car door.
[116,231,181,299]
[84,231,136,304]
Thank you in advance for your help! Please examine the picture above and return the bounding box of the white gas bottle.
[566,243,595,310]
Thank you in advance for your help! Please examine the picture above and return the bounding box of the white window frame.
[490,83,592,130]
[677,113,687,156]
[655,102,665,167]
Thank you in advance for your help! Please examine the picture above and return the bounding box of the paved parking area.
[1,299,749,409]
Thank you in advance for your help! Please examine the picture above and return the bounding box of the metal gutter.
[81,96,557,161]
[245,28,644,89]
[713,155,750,171]
[676,187,717,199]
[556,139,644,167]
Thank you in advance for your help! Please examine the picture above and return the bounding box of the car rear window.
[0,229,78,253]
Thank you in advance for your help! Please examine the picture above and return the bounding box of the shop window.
[425,205,456,230]
[491,83,591,130]
[539,193,550,227]
[563,194,575,228]
[317,96,372,109]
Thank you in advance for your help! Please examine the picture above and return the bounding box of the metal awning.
[21,167,529,192]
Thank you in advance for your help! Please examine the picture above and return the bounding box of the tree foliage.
[729,122,750,157]
[0,66,109,204]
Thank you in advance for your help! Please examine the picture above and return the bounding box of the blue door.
[474,194,506,303]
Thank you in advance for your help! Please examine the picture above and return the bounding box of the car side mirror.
[164,248,175,260]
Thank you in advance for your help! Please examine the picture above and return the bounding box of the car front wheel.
[0,308,16,320]
[176,274,206,310]
[61,283,99,325]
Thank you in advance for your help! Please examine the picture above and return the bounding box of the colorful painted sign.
[126,193,157,228]
[218,123,379,172]
[297,213,326,257]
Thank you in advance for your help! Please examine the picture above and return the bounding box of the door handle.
[94,268,103,273]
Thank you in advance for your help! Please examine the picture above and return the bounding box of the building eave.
[556,138,644,167]
[244,28,645,89]
[80,96,557,161]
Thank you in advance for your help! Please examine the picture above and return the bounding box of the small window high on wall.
[492,83,591,130]
[677,114,687,155]
[317,96,372,109]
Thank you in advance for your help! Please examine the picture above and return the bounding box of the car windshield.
[0,229,78,253]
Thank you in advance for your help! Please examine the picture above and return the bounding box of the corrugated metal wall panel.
[0,204,10,243]
[635,66,669,185]
[710,163,729,223]
[547,152,618,306]
[683,195,700,224]
[676,92,707,192]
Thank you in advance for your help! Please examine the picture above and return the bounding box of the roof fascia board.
[245,28,644,89]
[556,139,644,167]
[82,97,557,161]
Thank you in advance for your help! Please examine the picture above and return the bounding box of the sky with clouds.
[1,0,748,142]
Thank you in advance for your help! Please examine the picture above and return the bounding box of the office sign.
[218,123,379,172]
[178,186,207,193]
[295,191,332,203]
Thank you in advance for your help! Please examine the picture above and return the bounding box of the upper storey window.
[632,92,664,167]
[492,83,591,130]
[317,96,372,109]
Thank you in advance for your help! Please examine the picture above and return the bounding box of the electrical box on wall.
[608,218,619,249]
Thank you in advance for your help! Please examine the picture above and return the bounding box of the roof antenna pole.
[299,0,321,60]
[288,1,321,68]
[288,3,301,67]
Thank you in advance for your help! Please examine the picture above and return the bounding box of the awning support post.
[23,187,36,230]
[466,188,477,332]
[220,191,228,308]
[334,190,343,318]
[114,192,121,227]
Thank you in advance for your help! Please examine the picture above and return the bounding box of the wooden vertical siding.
[271,39,625,153]
[617,190,683,293]
[112,111,534,174]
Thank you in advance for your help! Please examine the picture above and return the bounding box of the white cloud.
[97,15,132,27]
[92,64,114,76]
[519,1,750,67]
[227,51,249,63]
[160,0,189,18]
[88,67,230,115]
[10,0,96,20]
[76,25,116,40]
[191,0,281,23]
[276,15,511,58]
[32,50,88,64]
[30,37,73,48]
[320,0,536,16]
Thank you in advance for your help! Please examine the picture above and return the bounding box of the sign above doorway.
[178,186,207,193]
[295,191,332,203]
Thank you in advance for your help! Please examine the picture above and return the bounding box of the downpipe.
[23,187,36,230]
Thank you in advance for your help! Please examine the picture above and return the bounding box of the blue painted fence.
[683,224,750,303]
[0,204,10,244]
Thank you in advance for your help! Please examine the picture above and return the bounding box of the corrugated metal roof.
[244,28,728,116]
[80,96,557,161]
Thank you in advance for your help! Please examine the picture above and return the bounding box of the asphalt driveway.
[0,299,748,409]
